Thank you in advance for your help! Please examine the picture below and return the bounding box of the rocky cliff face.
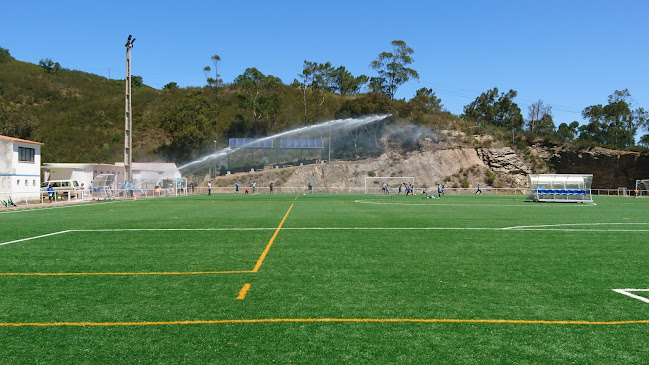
[533,144,649,189]
[209,132,649,190]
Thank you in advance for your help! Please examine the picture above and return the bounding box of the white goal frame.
[364,176,414,194]
[636,180,649,196]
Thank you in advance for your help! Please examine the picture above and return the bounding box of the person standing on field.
[47,185,54,202]
[475,184,482,194]
[208,181,212,196]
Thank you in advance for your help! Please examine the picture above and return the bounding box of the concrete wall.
[0,138,41,201]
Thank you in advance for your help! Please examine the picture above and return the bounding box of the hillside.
[2,52,648,189]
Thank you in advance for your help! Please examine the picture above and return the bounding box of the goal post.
[364,176,414,194]
[636,179,649,196]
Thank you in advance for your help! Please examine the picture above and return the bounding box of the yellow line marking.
[0,270,252,276]
[1,318,648,327]
[236,283,251,300]
[252,204,294,272]
[294,194,299,201]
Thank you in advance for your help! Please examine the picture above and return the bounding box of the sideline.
[1,317,648,327]
[0,201,116,214]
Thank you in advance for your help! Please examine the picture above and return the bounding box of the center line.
[252,204,294,272]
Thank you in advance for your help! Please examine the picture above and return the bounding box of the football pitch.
[1,193,648,363]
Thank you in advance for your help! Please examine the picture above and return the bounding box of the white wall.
[0,138,41,201]
[47,167,94,190]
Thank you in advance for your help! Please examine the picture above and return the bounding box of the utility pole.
[124,35,135,186]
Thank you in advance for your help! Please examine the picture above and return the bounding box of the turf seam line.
[2,318,649,327]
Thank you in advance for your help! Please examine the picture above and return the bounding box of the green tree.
[408,87,443,118]
[526,100,552,134]
[369,40,419,99]
[336,92,392,118]
[298,61,336,122]
[0,46,11,63]
[639,134,649,148]
[159,93,214,162]
[580,89,648,148]
[163,82,179,90]
[234,67,279,136]
[297,61,315,123]
[0,101,38,140]
[131,75,143,87]
[203,54,222,88]
[556,121,580,143]
[331,66,368,95]
[535,113,556,136]
[462,88,523,129]
[38,58,61,74]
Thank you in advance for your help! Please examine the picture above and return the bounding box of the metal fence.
[2,186,647,209]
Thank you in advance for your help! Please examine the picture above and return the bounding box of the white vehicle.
[41,179,80,198]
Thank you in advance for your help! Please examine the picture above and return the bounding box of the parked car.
[41,180,80,198]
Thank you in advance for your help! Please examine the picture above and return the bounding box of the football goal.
[527,174,593,203]
[364,176,414,194]
[636,180,649,196]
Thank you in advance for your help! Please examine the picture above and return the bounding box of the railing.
[2,186,647,209]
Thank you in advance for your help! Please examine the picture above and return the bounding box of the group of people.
[208,181,273,195]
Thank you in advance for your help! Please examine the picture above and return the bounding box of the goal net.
[636,180,649,196]
[364,176,414,194]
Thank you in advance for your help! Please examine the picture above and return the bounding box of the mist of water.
[177,114,391,171]
[136,114,391,187]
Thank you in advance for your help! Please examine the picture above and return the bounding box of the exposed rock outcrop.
[532,143,649,188]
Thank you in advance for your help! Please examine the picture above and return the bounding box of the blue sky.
[2,1,648,128]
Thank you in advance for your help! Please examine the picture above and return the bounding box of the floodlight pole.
[124,35,135,187]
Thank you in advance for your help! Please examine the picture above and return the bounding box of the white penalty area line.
[2,223,648,246]
[353,200,595,207]
[503,222,649,230]
[612,289,649,304]
[0,230,73,246]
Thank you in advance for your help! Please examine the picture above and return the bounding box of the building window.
[25,179,28,186]
[33,180,37,186]
[17,179,20,185]
[18,147,35,162]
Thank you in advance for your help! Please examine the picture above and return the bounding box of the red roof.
[0,135,43,145]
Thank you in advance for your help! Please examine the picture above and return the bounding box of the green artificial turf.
[0,193,648,363]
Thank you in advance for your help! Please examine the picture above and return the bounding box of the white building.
[42,162,181,191]
[0,135,43,203]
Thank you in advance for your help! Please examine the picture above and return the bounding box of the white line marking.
[2,223,648,246]
[353,200,595,207]
[504,222,649,230]
[0,230,72,246]
[613,289,649,304]
[0,201,116,214]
